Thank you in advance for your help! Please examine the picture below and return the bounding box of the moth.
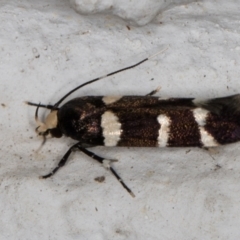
[27,49,240,197]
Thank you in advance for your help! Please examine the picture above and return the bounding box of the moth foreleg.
[40,142,80,178]
[77,146,135,197]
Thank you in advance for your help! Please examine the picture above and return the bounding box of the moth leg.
[77,146,135,198]
[146,86,161,96]
[41,142,135,197]
[40,142,80,178]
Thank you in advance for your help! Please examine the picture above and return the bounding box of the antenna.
[54,46,169,108]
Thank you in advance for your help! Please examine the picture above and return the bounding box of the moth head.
[35,105,62,139]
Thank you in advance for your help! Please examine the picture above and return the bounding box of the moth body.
[50,95,240,148]
[27,49,240,197]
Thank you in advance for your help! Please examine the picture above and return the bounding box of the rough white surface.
[1,0,240,239]
[70,0,197,26]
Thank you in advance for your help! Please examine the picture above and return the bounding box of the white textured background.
[1,0,240,239]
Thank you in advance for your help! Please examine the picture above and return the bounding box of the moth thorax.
[36,110,58,134]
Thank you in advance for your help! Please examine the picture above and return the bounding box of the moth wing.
[194,94,240,114]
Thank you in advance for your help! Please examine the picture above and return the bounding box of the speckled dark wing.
[57,95,240,148]
[104,96,199,147]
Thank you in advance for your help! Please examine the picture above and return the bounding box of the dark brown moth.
[27,48,240,197]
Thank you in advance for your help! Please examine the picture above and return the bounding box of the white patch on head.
[157,114,171,147]
[192,108,219,147]
[102,96,122,105]
[101,111,122,146]
[45,111,58,129]
[37,124,47,133]
[36,110,58,134]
